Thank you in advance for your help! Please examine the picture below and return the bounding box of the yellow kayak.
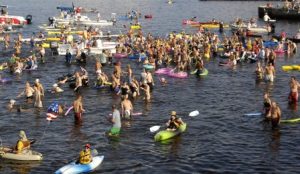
[41,43,50,48]
[46,37,61,42]
[130,25,141,30]
[282,65,293,71]
[191,24,229,29]
[47,31,82,35]
[292,65,300,71]
[174,34,191,39]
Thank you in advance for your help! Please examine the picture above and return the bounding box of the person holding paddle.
[15,130,31,154]
[166,111,184,131]
[78,144,92,164]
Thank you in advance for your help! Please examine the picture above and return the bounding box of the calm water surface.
[0,0,300,173]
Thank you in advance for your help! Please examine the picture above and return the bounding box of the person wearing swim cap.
[78,144,92,164]
[15,130,31,154]
[166,111,184,131]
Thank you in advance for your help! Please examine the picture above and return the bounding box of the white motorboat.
[75,19,113,26]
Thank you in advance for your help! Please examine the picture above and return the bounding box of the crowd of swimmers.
[0,6,299,163]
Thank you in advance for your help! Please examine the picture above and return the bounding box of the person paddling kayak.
[15,130,31,154]
[166,111,184,131]
[78,144,92,164]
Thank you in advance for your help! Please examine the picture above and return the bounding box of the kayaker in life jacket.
[78,144,92,164]
[166,111,184,131]
[15,130,31,154]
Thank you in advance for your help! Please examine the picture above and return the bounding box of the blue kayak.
[263,41,278,48]
[55,156,104,174]
[143,64,155,70]
[128,53,147,60]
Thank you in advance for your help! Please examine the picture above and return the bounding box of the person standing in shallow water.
[73,95,85,123]
[270,102,281,128]
[288,76,300,104]
[121,96,133,119]
[263,93,272,119]
[33,79,44,108]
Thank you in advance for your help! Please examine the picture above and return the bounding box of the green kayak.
[154,123,187,141]
[190,69,209,76]
[281,118,300,123]
[198,68,208,76]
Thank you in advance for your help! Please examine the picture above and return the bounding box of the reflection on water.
[158,136,182,157]
[0,160,41,174]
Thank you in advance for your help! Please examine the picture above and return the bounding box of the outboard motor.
[25,15,32,24]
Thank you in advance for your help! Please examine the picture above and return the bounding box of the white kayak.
[21,38,45,42]
[0,147,43,161]
[55,155,104,174]
[247,27,269,33]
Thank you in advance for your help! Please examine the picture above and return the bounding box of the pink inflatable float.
[168,70,188,78]
[113,53,128,59]
[154,68,173,75]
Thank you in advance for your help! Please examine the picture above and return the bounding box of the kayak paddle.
[243,112,262,116]
[149,110,199,133]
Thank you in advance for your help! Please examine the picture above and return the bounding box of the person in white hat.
[51,83,64,93]
[166,111,184,131]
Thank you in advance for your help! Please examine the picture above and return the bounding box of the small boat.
[75,20,113,26]
[191,23,229,29]
[52,15,90,25]
[144,15,153,19]
[258,5,300,20]
[247,27,269,33]
[130,25,141,30]
[230,23,247,30]
[55,155,104,174]
[0,5,32,27]
[154,123,187,141]
[0,147,43,161]
[182,19,200,25]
